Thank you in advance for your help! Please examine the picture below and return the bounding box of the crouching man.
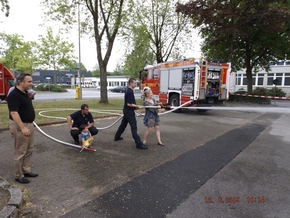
[67,104,98,145]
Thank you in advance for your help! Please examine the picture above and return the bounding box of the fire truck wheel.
[169,94,181,113]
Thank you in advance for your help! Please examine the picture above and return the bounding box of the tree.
[64,60,88,73]
[0,0,9,16]
[41,0,129,103]
[130,0,191,64]
[177,0,290,93]
[122,25,155,77]
[37,27,76,84]
[0,33,37,74]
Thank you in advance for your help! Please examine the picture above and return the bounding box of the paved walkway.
[1,107,290,217]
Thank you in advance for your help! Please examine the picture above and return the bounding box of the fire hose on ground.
[34,100,290,151]
[33,100,193,151]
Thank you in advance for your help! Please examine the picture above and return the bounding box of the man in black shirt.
[114,77,148,149]
[7,73,38,184]
[67,104,99,145]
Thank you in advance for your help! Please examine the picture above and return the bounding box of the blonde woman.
[143,89,165,146]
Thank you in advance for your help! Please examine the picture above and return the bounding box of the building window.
[236,74,242,85]
[267,73,274,85]
[284,73,290,86]
[275,73,283,85]
[252,76,256,86]
[257,73,264,85]
[242,74,248,85]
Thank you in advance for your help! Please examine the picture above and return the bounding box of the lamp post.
[77,2,82,99]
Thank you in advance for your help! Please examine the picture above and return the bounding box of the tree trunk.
[245,43,253,94]
[245,57,253,94]
[156,41,163,63]
[246,67,253,94]
[99,63,108,104]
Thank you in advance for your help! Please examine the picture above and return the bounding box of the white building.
[73,75,130,89]
[232,63,290,96]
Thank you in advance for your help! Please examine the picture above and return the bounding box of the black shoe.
[24,172,38,178]
[15,177,30,184]
[137,144,148,150]
[158,142,165,146]
[74,140,80,145]
[114,137,123,141]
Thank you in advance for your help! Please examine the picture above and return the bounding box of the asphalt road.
[33,88,141,102]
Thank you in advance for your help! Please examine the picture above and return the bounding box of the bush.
[253,87,268,96]
[50,85,67,92]
[234,88,247,94]
[229,88,270,104]
[34,84,67,92]
[266,87,286,97]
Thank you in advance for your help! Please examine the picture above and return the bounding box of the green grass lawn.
[0,98,143,130]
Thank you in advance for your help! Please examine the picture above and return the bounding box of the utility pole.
[77,2,82,99]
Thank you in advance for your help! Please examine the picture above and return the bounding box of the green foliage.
[252,87,268,96]
[129,0,191,63]
[267,87,286,97]
[34,84,67,92]
[229,86,286,103]
[50,85,67,92]
[122,25,155,77]
[252,87,286,97]
[63,60,88,73]
[37,27,76,83]
[0,33,37,73]
[177,0,290,93]
[41,0,129,103]
[234,88,246,94]
[0,0,9,16]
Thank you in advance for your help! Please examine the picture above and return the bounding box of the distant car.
[110,86,127,93]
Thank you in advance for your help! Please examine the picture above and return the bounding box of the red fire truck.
[140,59,231,108]
[0,63,15,101]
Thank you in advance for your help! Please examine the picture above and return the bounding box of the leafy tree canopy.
[37,27,76,83]
[177,0,290,93]
[122,25,155,77]
[0,0,9,16]
[127,0,191,64]
[41,0,129,103]
[0,33,37,73]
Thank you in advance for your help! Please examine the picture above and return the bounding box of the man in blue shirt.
[114,78,148,149]
[67,104,98,145]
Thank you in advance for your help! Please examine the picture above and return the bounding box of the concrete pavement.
[168,113,290,218]
[0,107,289,217]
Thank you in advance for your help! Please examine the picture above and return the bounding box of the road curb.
[0,177,22,218]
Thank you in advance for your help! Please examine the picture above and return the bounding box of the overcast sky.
[0,0,202,72]
[0,0,107,71]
